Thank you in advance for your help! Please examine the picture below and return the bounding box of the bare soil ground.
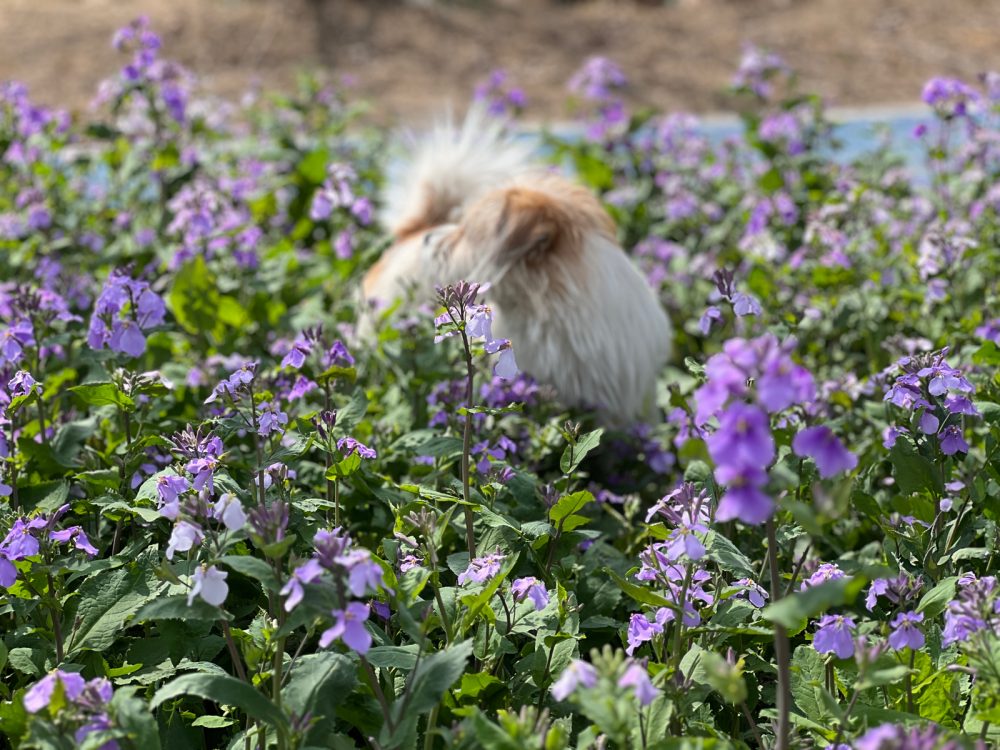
[1,0,999,124]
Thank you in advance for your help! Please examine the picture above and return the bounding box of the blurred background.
[1,0,998,122]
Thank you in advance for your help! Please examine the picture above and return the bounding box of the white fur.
[380,106,532,234]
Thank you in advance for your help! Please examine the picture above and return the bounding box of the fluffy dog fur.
[362,109,673,425]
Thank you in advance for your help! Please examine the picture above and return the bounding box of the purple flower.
[917,409,940,435]
[338,549,384,597]
[458,547,507,585]
[714,464,774,525]
[664,520,708,561]
[75,714,119,750]
[698,306,723,336]
[186,455,220,493]
[626,612,664,655]
[337,436,376,459]
[49,527,99,556]
[511,577,549,611]
[0,553,16,588]
[939,426,969,455]
[731,292,761,317]
[618,662,660,707]
[792,426,858,479]
[257,402,289,437]
[24,670,87,713]
[922,76,980,117]
[280,558,323,611]
[706,402,774,469]
[188,564,229,607]
[281,337,313,369]
[319,602,372,654]
[888,611,925,651]
[156,474,189,506]
[550,659,599,701]
[813,615,855,659]
[108,320,146,357]
[1,517,46,559]
[9,370,41,399]
[0,320,34,365]
[882,425,909,449]
[801,563,845,589]
[733,578,769,607]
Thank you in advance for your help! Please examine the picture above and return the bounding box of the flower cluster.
[86,268,166,358]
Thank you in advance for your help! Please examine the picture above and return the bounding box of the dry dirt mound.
[1,0,999,123]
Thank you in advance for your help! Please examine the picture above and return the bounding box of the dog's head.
[426,173,616,313]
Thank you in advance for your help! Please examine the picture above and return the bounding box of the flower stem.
[361,654,396,735]
[740,700,763,748]
[46,572,64,663]
[221,619,249,682]
[766,517,791,750]
[460,331,476,558]
[906,648,915,713]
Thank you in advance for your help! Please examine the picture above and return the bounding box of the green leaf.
[150,673,288,735]
[282,652,358,736]
[170,256,224,338]
[133,594,228,623]
[75,469,122,492]
[458,403,523,417]
[560,428,603,475]
[889,443,945,497]
[550,491,593,524]
[7,389,39,415]
[332,389,369,439]
[392,641,473,726]
[68,551,160,655]
[191,716,235,728]
[414,436,464,458]
[704,532,755,578]
[974,342,1000,366]
[460,673,501,699]
[606,569,673,609]
[365,645,420,671]
[316,365,357,385]
[857,664,914,691]
[222,555,281,593]
[917,576,958,619]
[69,383,135,410]
[111,690,162,750]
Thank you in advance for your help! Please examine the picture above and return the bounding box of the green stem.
[47,572,63,663]
[460,331,476,558]
[766,517,791,750]
[424,704,439,750]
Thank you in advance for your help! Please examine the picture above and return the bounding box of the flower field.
[4,18,1000,750]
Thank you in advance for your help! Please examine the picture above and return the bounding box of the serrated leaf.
[68,551,160,655]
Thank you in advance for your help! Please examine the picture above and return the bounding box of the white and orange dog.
[362,109,673,425]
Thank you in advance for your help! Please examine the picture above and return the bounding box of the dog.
[361,108,673,426]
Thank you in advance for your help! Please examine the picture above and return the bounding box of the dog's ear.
[496,188,564,264]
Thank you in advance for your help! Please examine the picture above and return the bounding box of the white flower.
[166,520,203,560]
[214,493,247,531]
[188,564,229,607]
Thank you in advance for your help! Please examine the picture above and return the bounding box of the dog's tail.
[381,106,532,238]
